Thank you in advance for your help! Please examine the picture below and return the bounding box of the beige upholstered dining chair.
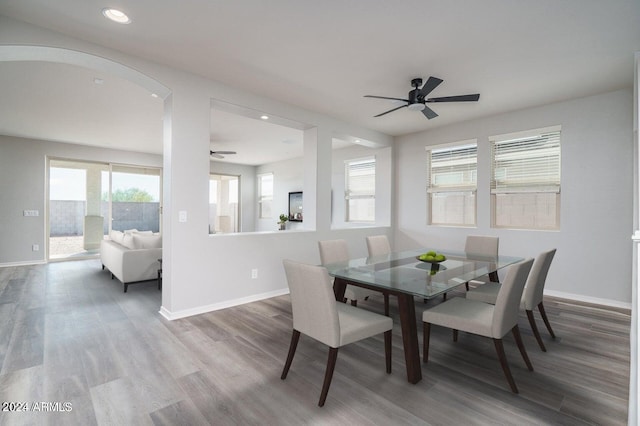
[281,260,393,407]
[441,234,500,300]
[422,258,534,393]
[465,234,500,287]
[366,235,391,257]
[365,235,391,316]
[318,239,379,308]
[466,248,557,351]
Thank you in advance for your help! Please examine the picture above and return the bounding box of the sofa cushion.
[132,233,162,249]
[121,232,137,249]
[110,230,125,245]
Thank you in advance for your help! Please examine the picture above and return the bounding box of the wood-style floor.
[0,259,630,425]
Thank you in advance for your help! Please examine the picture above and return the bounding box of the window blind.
[427,143,477,193]
[345,157,375,199]
[490,127,561,193]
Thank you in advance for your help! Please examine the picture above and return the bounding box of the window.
[427,141,477,226]
[258,173,273,219]
[490,126,561,230]
[345,157,375,222]
[209,174,239,233]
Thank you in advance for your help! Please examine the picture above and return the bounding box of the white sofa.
[100,230,162,292]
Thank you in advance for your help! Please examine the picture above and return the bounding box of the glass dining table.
[324,248,523,384]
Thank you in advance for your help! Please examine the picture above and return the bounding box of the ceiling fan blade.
[211,150,236,155]
[419,77,444,98]
[374,104,408,117]
[422,105,438,120]
[426,94,480,103]
[210,152,224,159]
[364,95,409,102]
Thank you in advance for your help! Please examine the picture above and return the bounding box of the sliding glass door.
[48,159,161,260]
[110,165,161,232]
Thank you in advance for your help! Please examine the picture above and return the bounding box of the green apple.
[435,254,446,262]
[426,250,437,257]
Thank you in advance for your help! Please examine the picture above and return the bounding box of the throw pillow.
[110,230,125,245]
[132,234,162,249]
[121,233,137,249]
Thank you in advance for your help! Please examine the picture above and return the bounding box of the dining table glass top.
[325,248,523,299]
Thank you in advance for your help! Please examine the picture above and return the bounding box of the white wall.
[1,16,394,318]
[395,89,634,305]
[0,135,162,265]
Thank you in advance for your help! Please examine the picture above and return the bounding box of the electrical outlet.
[251,269,258,279]
[32,244,39,251]
[24,210,39,217]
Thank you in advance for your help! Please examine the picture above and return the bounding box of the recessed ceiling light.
[102,8,131,24]
[260,115,269,120]
[151,93,158,98]
[93,78,104,85]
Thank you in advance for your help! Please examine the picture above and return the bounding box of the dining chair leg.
[526,309,547,352]
[512,325,534,371]
[537,302,556,339]
[351,300,357,307]
[318,347,339,407]
[423,322,431,363]
[465,282,469,291]
[384,293,390,317]
[452,329,458,342]
[281,330,300,380]
[384,330,392,373]
[493,338,518,393]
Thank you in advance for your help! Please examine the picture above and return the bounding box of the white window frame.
[345,156,376,222]
[426,140,478,227]
[258,172,273,219]
[490,125,561,230]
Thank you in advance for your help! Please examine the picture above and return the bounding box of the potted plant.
[278,214,289,230]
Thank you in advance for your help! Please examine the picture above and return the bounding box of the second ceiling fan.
[365,76,480,120]
[210,150,236,159]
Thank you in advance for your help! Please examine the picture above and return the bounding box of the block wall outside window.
[493,193,559,230]
[430,192,476,226]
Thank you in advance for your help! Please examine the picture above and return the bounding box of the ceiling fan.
[210,150,237,159]
[364,77,480,120]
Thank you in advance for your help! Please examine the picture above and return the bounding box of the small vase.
[279,222,286,231]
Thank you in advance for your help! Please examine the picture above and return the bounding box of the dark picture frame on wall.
[288,191,303,222]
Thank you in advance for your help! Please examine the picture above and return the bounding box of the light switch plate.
[178,210,187,222]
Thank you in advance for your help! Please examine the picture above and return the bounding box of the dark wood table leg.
[333,277,347,302]
[397,293,422,384]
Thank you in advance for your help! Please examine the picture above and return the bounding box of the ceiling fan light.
[407,103,425,111]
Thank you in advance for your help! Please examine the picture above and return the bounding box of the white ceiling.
[1,1,639,163]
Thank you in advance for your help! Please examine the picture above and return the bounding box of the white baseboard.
[158,287,629,320]
[0,260,47,268]
[159,287,290,320]
[545,289,632,310]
